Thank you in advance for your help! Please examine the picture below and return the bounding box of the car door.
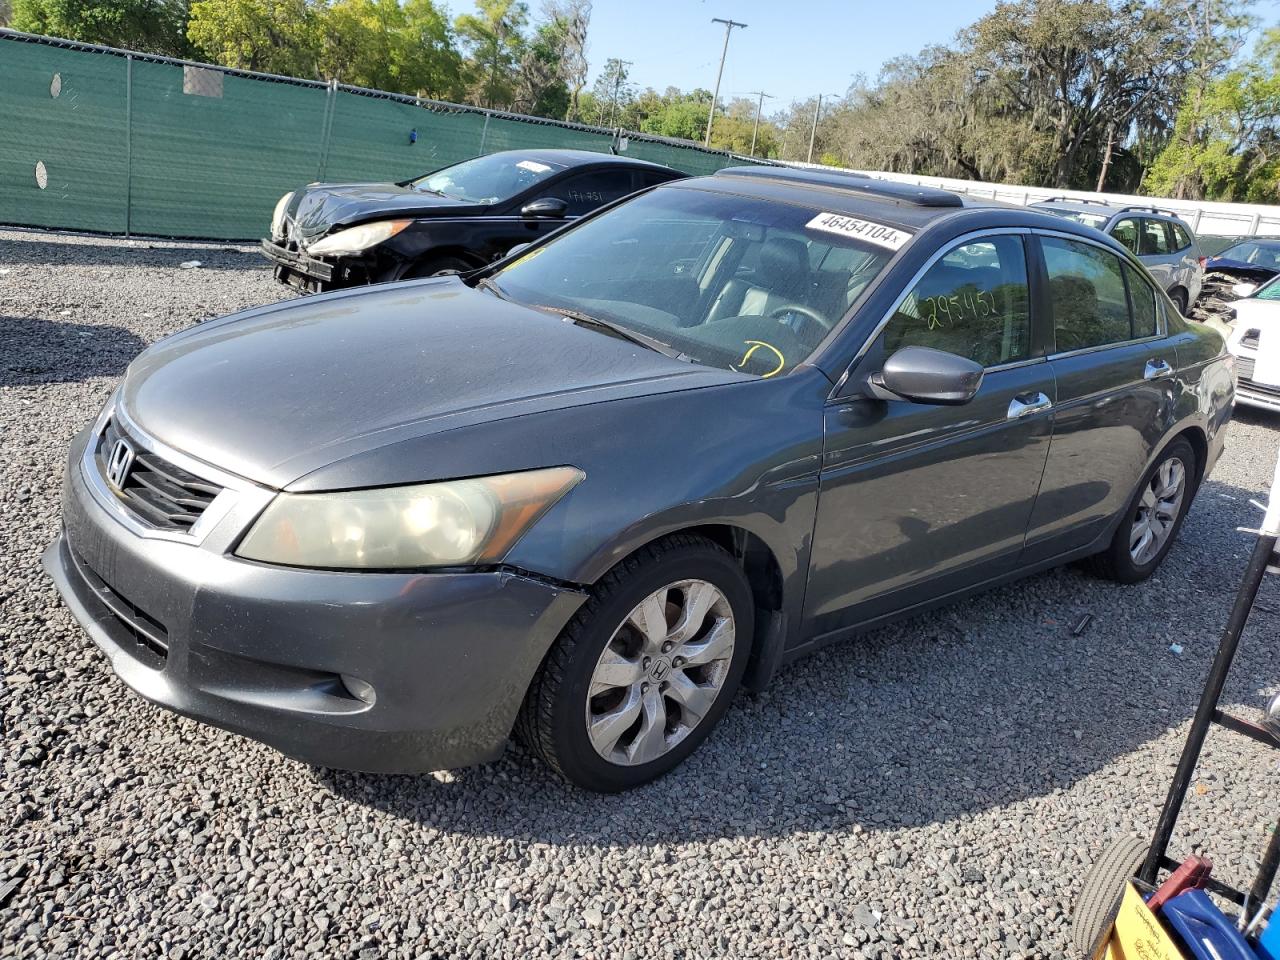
[1137,218,1176,292]
[1021,233,1175,562]
[802,232,1057,639]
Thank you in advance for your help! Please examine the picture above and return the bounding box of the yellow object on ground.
[1101,883,1187,960]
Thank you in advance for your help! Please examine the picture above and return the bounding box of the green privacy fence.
[0,30,762,241]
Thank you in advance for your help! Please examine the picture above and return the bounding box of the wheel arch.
[569,521,795,694]
[399,246,487,279]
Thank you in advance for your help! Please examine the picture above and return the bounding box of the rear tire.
[1072,835,1149,956]
[515,534,753,792]
[1087,437,1195,583]
[1169,288,1188,316]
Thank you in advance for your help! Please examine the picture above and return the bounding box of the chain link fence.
[0,30,763,241]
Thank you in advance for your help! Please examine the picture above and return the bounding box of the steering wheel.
[770,303,831,331]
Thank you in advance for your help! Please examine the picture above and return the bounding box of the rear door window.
[1041,236,1133,351]
[1170,223,1193,252]
[1110,218,1140,253]
[1139,219,1172,256]
[880,235,1031,368]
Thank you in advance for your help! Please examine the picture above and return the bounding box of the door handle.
[1007,391,1052,419]
[1144,359,1174,380]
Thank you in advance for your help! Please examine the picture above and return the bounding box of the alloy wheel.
[1129,456,1186,565]
[585,579,736,766]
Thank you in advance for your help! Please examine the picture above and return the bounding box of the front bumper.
[45,425,585,773]
[1229,351,1280,413]
[260,239,339,293]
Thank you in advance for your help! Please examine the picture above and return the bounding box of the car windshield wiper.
[530,305,688,361]
[476,276,508,300]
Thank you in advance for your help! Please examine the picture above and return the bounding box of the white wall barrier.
[781,162,1280,239]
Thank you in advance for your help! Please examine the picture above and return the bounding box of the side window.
[1124,263,1158,337]
[1139,219,1171,255]
[1170,223,1192,252]
[638,171,673,189]
[1042,237,1132,351]
[552,170,637,217]
[880,236,1031,368]
[1111,218,1140,253]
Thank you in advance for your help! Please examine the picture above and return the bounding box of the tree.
[454,0,527,110]
[1147,26,1280,201]
[12,0,192,56]
[319,0,461,98]
[548,0,590,121]
[590,56,632,126]
[187,0,320,75]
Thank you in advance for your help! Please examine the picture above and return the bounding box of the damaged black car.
[1194,237,1280,321]
[260,149,684,293]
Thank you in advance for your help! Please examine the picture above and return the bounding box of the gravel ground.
[2,227,1280,960]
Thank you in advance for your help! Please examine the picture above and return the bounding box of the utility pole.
[704,18,747,147]
[746,90,773,156]
[807,93,837,164]
[605,58,633,128]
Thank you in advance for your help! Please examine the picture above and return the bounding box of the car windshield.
[410,154,564,203]
[485,187,898,377]
[1218,240,1280,269]
[1038,207,1110,229]
[1255,276,1280,301]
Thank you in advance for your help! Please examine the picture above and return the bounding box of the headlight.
[307,220,411,256]
[270,192,294,240]
[235,467,583,570]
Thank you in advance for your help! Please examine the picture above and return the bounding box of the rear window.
[1170,223,1193,251]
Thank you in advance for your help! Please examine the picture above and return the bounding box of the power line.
[704,18,747,148]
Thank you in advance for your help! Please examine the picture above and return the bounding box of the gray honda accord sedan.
[46,166,1235,791]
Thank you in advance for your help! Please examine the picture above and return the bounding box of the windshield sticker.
[517,159,552,174]
[805,212,911,250]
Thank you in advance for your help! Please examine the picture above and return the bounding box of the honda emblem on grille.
[106,438,136,490]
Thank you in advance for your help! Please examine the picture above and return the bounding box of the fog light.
[340,674,376,705]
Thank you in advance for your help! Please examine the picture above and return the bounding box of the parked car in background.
[49,167,1232,791]
[1030,198,1204,315]
[1219,274,1280,412]
[261,149,684,292]
[1194,237,1280,322]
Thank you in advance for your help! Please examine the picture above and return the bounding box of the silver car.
[1032,199,1204,315]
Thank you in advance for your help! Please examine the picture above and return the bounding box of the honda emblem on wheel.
[105,438,135,490]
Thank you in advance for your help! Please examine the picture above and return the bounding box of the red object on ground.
[1148,856,1214,913]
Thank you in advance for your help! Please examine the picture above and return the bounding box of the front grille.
[1237,358,1280,398]
[68,545,168,666]
[95,420,222,531]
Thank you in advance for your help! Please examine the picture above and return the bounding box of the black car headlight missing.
[307,220,411,256]
[270,192,294,240]
[235,467,583,569]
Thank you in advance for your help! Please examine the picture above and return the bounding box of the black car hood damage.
[121,279,745,489]
[285,182,477,246]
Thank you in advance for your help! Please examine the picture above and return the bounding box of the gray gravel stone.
[2,227,1279,959]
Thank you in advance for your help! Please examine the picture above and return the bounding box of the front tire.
[516,534,753,792]
[401,255,472,279]
[1088,437,1195,583]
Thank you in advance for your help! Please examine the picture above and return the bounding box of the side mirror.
[1232,281,1258,299]
[872,346,984,405]
[521,197,568,219]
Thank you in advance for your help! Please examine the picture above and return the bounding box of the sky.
[461,0,999,111]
